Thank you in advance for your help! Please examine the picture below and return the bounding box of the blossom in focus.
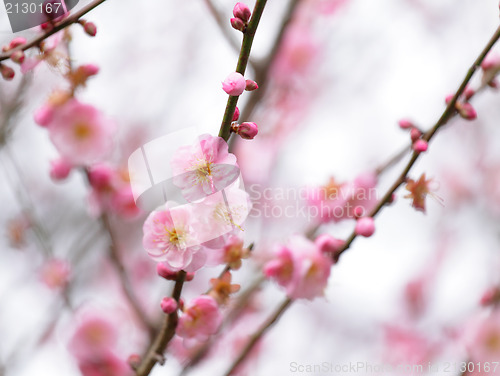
[222,72,246,96]
[142,204,207,272]
[45,99,115,166]
[264,235,332,300]
[176,295,222,342]
[171,134,239,202]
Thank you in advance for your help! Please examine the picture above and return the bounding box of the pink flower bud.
[34,105,54,127]
[464,87,475,101]
[245,79,258,91]
[50,159,72,181]
[314,234,344,254]
[9,37,26,49]
[412,139,428,153]
[445,94,454,104]
[230,17,246,32]
[353,206,364,218]
[236,122,258,139]
[186,272,195,281]
[398,119,414,129]
[156,263,177,280]
[0,64,15,81]
[88,164,113,190]
[410,128,421,142]
[222,72,246,96]
[456,102,477,120]
[10,50,25,64]
[355,217,375,237]
[232,106,240,122]
[233,2,252,23]
[41,22,53,31]
[161,297,178,314]
[480,287,500,306]
[127,354,141,370]
[82,21,97,37]
[81,64,99,76]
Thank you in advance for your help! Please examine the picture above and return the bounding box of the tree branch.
[135,271,187,376]
[218,0,268,141]
[0,0,109,63]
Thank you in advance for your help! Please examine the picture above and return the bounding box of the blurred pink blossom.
[176,295,222,342]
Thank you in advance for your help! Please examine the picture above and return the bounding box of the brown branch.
[236,0,301,127]
[219,22,500,374]
[335,22,500,261]
[0,0,109,63]
[135,271,187,376]
[218,0,268,141]
[222,297,292,376]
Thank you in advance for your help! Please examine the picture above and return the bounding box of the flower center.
[73,122,92,140]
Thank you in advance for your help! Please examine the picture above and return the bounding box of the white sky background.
[1,0,500,375]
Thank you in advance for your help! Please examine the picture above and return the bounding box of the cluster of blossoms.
[143,134,251,272]
[69,316,131,376]
[307,172,378,223]
[0,14,97,81]
[264,235,335,300]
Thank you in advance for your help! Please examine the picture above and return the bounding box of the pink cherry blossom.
[77,350,131,376]
[46,99,115,166]
[222,72,246,96]
[176,295,222,341]
[142,204,207,272]
[69,316,118,359]
[39,258,71,289]
[264,235,332,300]
[171,134,239,202]
[467,311,500,363]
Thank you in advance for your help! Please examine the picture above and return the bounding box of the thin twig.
[218,0,268,141]
[0,0,109,62]
[336,22,500,261]
[222,297,292,376]
[135,271,187,376]
[221,22,500,373]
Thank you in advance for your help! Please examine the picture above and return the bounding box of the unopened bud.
[230,17,245,32]
[236,122,258,140]
[10,50,25,64]
[232,106,240,122]
[233,2,251,23]
[80,20,97,37]
[161,297,178,314]
[410,128,421,142]
[245,79,258,91]
[456,102,477,120]
[412,139,428,153]
[0,64,15,81]
[398,119,414,130]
